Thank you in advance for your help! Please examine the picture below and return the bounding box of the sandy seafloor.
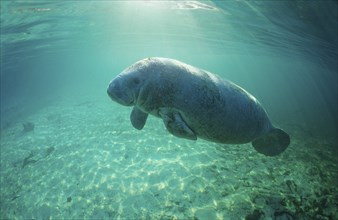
[0,92,337,220]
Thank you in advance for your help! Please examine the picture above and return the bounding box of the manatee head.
[107,59,153,106]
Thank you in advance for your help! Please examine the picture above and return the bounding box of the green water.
[1,1,337,219]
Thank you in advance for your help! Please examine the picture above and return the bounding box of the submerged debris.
[245,209,264,220]
[22,122,34,132]
[45,146,55,157]
[22,152,38,169]
[21,147,55,169]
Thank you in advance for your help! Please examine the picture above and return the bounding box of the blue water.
[1,1,337,219]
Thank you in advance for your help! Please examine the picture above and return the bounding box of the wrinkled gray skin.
[107,57,290,156]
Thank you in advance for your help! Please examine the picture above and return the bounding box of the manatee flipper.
[130,107,148,130]
[159,108,197,140]
[252,128,290,156]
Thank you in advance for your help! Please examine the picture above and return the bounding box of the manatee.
[107,57,290,156]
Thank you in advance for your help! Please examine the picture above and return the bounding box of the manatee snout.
[107,79,134,106]
[107,80,118,100]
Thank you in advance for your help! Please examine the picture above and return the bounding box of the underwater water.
[0,0,337,219]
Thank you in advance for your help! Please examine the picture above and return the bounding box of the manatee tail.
[252,128,290,156]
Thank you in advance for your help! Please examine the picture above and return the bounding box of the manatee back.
[161,59,272,144]
[136,58,272,144]
[182,74,272,144]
